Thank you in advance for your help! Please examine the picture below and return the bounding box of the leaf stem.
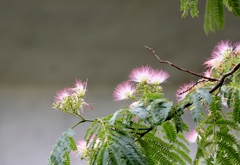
[71,118,95,129]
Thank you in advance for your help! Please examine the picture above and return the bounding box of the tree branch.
[178,62,240,111]
[145,46,218,82]
[209,62,240,93]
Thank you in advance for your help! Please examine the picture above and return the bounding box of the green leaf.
[109,110,120,125]
[110,131,148,165]
[233,90,240,123]
[218,141,240,164]
[129,104,149,120]
[226,0,240,16]
[189,92,203,122]
[150,100,173,126]
[48,129,76,165]
[196,88,212,105]
[162,121,177,142]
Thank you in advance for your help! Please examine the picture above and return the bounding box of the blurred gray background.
[0,0,239,164]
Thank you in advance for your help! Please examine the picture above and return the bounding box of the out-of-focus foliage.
[180,0,240,34]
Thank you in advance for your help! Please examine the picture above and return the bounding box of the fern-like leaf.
[218,141,240,164]
[204,0,217,34]
[215,0,225,30]
[190,0,199,17]
[162,121,177,142]
[233,90,240,123]
[48,129,76,165]
[189,92,203,122]
[226,0,240,16]
[180,0,199,17]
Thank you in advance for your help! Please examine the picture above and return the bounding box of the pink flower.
[74,140,88,158]
[72,79,87,97]
[149,69,169,84]
[234,42,240,54]
[186,129,198,143]
[204,41,232,69]
[54,88,72,103]
[113,81,135,101]
[73,137,101,159]
[203,69,212,78]
[176,82,195,102]
[129,65,153,83]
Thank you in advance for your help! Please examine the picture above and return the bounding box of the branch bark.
[145,46,218,82]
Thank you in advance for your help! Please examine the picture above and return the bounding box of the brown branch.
[145,46,218,82]
[179,62,240,111]
[209,62,240,93]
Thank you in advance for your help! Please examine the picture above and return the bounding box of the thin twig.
[145,46,218,82]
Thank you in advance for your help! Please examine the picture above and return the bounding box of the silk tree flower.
[234,42,240,54]
[73,138,101,159]
[149,69,169,84]
[53,79,91,115]
[203,69,212,78]
[129,65,153,83]
[74,140,88,159]
[176,82,196,102]
[54,88,73,108]
[204,40,233,69]
[72,79,88,97]
[186,129,198,143]
[113,81,136,101]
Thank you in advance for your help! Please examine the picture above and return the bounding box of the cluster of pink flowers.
[176,40,240,102]
[53,79,92,114]
[204,40,233,69]
[204,40,240,70]
[113,65,169,101]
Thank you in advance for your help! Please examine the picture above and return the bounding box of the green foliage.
[48,129,77,165]
[224,0,240,16]
[180,0,240,34]
[129,99,173,127]
[193,93,240,164]
[187,88,213,122]
[80,97,191,165]
[85,117,148,165]
[180,0,199,17]
[138,130,192,165]
[49,41,240,164]
[204,0,225,34]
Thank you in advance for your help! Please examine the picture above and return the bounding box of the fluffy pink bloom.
[72,79,87,97]
[73,137,100,159]
[204,40,232,69]
[149,69,169,84]
[234,42,240,54]
[203,69,212,78]
[74,140,88,158]
[129,65,153,83]
[113,81,135,101]
[176,82,195,102]
[186,129,198,143]
[54,88,72,103]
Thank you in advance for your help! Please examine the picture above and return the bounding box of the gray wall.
[0,1,239,164]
